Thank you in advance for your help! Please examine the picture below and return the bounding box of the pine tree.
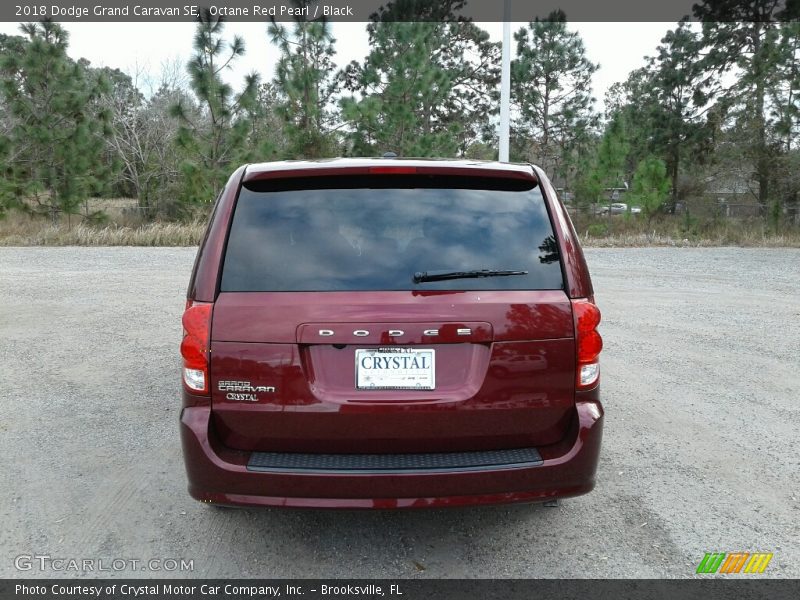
[0,22,113,224]
[603,69,653,173]
[340,5,498,157]
[171,11,261,206]
[511,10,598,186]
[268,6,340,158]
[771,22,800,153]
[615,22,713,208]
[769,21,800,224]
[693,0,790,210]
[629,157,670,223]
[574,113,629,217]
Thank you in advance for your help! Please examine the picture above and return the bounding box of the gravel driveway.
[0,247,798,578]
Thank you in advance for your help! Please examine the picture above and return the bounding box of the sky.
[0,21,677,109]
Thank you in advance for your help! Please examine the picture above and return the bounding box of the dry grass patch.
[0,219,205,247]
[582,232,800,248]
[577,216,800,248]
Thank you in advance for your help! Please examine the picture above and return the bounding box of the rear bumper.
[179,399,603,509]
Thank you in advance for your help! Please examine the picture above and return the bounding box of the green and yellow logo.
[696,552,773,574]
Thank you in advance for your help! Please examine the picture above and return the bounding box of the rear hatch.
[209,173,576,453]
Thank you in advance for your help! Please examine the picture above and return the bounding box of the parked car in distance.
[594,202,640,216]
[180,158,604,509]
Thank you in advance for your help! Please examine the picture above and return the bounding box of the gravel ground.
[0,247,798,579]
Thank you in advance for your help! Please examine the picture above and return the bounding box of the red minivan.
[180,158,603,509]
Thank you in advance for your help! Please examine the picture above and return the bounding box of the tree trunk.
[752,20,770,213]
[670,151,679,212]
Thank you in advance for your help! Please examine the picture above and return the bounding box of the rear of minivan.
[180,158,603,509]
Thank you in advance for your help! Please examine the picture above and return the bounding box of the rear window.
[220,175,563,292]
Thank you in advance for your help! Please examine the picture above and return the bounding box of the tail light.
[571,298,603,390]
[181,300,213,394]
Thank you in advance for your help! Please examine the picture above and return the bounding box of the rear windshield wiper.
[413,269,529,284]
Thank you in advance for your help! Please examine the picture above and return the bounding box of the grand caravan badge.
[217,380,276,402]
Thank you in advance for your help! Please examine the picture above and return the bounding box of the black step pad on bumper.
[247,447,543,474]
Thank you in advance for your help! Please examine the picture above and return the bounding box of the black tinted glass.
[221,175,563,291]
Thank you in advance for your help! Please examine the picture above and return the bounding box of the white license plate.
[355,348,435,390]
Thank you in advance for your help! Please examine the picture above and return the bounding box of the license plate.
[355,348,435,390]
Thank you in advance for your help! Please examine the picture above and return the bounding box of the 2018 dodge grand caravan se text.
[179,158,604,509]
